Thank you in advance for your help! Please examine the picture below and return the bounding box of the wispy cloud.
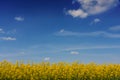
[19,52,25,55]
[0,28,5,33]
[7,29,17,34]
[0,28,17,35]
[55,29,120,38]
[109,25,120,31]
[90,18,101,25]
[0,28,17,41]
[68,0,119,18]
[0,52,26,58]
[70,51,79,55]
[65,45,120,51]
[14,16,24,21]
[0,37,16,41]
[55,29,79,36]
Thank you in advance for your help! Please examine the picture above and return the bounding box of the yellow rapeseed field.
[0,60,120,80]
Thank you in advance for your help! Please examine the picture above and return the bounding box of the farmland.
[0,60,120,80]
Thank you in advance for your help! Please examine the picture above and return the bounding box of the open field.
[0,60,120,80]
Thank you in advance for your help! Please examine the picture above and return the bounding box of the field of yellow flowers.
[0,60,120,80]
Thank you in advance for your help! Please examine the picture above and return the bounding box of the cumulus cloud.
[55,29,120,38]
[68,9,88,18]
[70,51,79,55]
[0,37,16,41]
[109,25,120,31]
[14,16,24,21]
[68,0,119,18]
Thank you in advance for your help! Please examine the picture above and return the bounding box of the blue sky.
[0,0,120,63]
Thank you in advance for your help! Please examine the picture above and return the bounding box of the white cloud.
[7,29,17,34]
[14,16,24,21]
[94,18,101,23]
[90,18,101,25]
[72,0,76,4]
[0,37,16,41]
[55,29,120,38]
[56,29,79,36]
[0,28,16,41]
[0,28,5,33]
[19,52,25,55]
[44,57,50,61]
[70,51,79,55]
[68,9,88,18]
[65,45,120,51]
[60,29,65,33]
[109,25,120,31]
[0,28,17,34]
[68,0,119,18]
